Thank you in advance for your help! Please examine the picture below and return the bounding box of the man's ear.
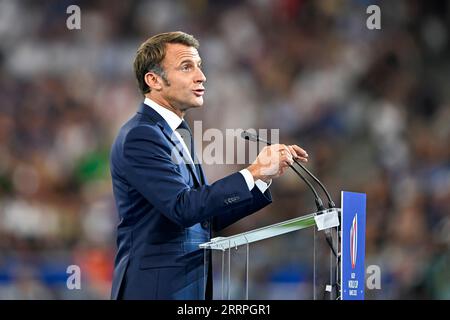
[144,72,162,91]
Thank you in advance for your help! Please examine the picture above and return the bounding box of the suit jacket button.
[201,221,209,229]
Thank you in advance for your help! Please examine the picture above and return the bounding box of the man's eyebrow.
[179,58,202,65]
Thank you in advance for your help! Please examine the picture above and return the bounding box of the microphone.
[241,131,335,209]
[242,130,338,258]
[241,131,325,211]
[241,131,269,144]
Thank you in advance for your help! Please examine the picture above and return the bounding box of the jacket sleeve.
[212,187,272,232]
[122,125,262,228]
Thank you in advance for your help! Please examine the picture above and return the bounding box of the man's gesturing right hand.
[246,144,308,183]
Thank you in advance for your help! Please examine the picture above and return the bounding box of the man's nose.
[195,67,206,83]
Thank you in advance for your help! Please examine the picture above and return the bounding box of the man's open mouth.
[193,89,205,96]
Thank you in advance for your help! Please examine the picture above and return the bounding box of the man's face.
[158,43,206,112]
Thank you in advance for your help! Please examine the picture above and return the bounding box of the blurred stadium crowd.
[0,0,448,299]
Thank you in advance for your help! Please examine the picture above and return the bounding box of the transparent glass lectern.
[200,208,341,300]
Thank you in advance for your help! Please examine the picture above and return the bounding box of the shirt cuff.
[239,169,255,191]
[239,169,272,193]
[255,178,272,193]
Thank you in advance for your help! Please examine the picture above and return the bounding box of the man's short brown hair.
[133,31,200,95]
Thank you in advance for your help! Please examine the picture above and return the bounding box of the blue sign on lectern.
[341,191,366,300]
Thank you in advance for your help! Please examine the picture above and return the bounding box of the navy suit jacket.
[109,103,272,299]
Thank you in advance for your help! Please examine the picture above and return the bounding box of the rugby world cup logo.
[350,214,358,269]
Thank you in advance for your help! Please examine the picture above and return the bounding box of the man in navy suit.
[110,31,309,299]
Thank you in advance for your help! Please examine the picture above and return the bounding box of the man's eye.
[181,65,192,71]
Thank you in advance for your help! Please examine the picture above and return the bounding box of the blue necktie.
[176,120,204,185]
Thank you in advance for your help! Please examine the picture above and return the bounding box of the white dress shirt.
[143,98,271,193]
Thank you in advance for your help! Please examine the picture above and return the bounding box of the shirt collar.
[143,97,183,132]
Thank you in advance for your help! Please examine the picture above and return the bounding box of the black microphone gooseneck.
[241,131,324,211]
[241,130,339,299]
[241,131,338,257]
[292,159,335,209]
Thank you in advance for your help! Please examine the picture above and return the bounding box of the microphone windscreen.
[241,131,250,140]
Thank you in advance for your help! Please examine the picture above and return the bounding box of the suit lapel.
[159,124,201,186]
[138,104,201,186]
